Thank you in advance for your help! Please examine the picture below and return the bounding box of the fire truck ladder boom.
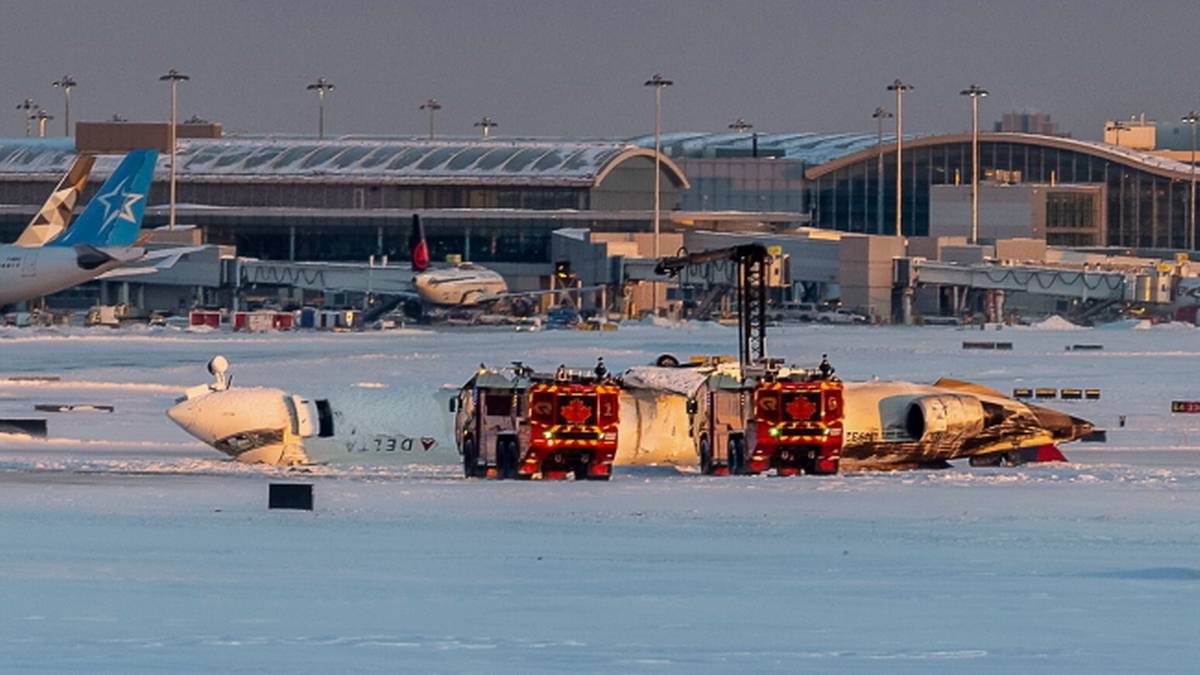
[655,244,769,368]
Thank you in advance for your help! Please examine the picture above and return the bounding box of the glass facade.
[123,210,654,264]
[811,140,1199,247]
[1045,191,1097,247]
[678,158,806,212]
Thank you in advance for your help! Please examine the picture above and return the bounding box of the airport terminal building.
[645,131,1200,249]
[0,134,694,267]
[2,127,1199,258]
[0,125,1198,320]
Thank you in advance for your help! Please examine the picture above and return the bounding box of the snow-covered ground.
[1,322,1198,672]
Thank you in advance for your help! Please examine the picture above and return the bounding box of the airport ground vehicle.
[453,363,619,480]
[672,359,844,476]
[769,302,819,324]
[744,369,844,475]
[815,308,868,324]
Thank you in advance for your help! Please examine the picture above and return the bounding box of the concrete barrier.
[0,418,47,436]
[269,483,313,510]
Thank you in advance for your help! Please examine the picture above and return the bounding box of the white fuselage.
[413,264,508,306]
[167,386,457,466]
[0,245,140,307]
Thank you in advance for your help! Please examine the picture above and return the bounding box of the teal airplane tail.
[50,149,158,247]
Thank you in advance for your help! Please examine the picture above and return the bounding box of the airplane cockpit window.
[316,400,334,437]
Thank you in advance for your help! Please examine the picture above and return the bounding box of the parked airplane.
[407,214,509,307]
[0,150,158,308]
[12,154,95,247]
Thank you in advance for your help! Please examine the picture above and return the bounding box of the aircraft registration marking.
[346,434,438,453]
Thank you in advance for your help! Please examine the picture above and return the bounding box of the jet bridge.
[904,259,1130,301]
[236,259,416,295]
[892,257,1179,324]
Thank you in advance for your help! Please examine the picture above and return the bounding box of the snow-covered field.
[1,321,1199,672]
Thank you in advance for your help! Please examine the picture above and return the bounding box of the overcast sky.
[0,0,1195,141]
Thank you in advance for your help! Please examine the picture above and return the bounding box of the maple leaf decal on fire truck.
[561,398,593,424]
[785,396,818,421]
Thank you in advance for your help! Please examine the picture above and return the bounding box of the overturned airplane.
[620,358,1094,473]
[167,354,1092,474]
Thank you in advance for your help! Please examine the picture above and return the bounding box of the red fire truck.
[454,363,619,480]
[742,371,844,475]
[525,370,620,480]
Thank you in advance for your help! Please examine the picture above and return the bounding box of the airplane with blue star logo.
[0,149,160,307]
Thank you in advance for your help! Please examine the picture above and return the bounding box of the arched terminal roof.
[628,131,908,164]
[0,137,689,189]
[804,132,1200,180]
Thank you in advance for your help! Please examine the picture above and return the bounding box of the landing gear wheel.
[462,437,478,478]
[699,436,714,475]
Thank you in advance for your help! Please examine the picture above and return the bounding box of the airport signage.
[1171,401,1200,413]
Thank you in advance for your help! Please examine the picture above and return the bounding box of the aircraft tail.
[411,214,430,271]
[50,149,158,248]
[13,154,96,247]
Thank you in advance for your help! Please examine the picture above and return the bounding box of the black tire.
[462,437,478,478]
[699,435,714,475]
[728,436,744,475]
[656,354,680,368]
[402,299,424,321]
[573,463,589,481]
[498,438,519,479]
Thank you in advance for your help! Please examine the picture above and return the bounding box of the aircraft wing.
[930,377,1010,400]
[96,246,205,279]
[480,285,607,303]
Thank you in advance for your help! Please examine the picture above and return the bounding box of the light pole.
[644,74,672,257]
[872,107,893,234]
[35,109,53,138]
[729,117,758,158]
[159,68,190,230]
[645,74,673,314]
[474,116,497,137]
[16,99,38,137]
[306,78,335,139]
[51,75,76,136]
[887,79,913,237]
[959,83,989,244]
[420,98,441,139]
[1183,111,1199,250]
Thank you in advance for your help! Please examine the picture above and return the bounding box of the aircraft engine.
[904,394,986,446]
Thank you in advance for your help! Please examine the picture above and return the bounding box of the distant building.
[929,183,1104,247]
[993,110,1063,136]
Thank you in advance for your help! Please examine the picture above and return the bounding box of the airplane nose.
[167,396,224,446]
[166,387,294,457]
